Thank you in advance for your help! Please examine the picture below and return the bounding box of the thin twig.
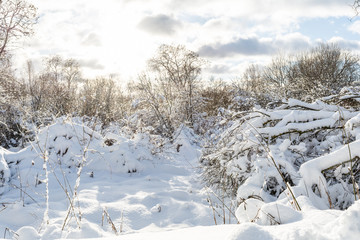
[10,184,40,207]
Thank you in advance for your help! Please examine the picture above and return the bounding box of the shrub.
[201,98,360,210]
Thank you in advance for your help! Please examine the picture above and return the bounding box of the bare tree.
[148,44,205,88]
[253,43,360,101]
[23,56,82,116]
[262,54,295,98]
[135,72,175,137]
[242,64,265,94]
[63,58,81,90]
[80,77,127,125]
[45,55,62,79]
[292,43,360,99]
[0,0,37,58]
[147,44,206,126]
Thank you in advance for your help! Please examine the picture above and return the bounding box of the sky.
[12,0,360,82]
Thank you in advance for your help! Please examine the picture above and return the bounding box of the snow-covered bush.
[321,85,360,110]
[0,118,162,200]
[201,98,360,214]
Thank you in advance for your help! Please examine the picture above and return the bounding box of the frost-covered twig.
[319,177,333,208]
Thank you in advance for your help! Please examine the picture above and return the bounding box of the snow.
[235,198,264,222]
[1,101,360,239]
[0,120,215,239]
[299,139,360,202]
[70,200,360,240]
[287,98,341,112]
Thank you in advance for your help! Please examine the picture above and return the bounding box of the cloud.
[207,64,231,74]
[165,0,352,19]
[79,59,105,70]
[81,33,102,46]
[274,33,311,51]
[348,20,360,34]
[328,37,360,50]
[13,0,358,81]
[137,14,182,35]
[198,37,274,58]
[198,33,311,58]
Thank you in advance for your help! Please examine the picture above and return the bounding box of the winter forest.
[2,0,360,239]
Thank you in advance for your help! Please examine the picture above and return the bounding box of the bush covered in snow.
[201,98,360,216]
[0,118,161,198]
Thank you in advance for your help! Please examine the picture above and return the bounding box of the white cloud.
[78,59,105,70]
[129,0,353,19]
[328,37,360,50]
[348,20,360,34]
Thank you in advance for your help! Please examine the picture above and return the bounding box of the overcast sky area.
[13,0,360,81]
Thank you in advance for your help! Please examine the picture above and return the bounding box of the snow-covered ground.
[1,114,360,240]
[0,120,215,239]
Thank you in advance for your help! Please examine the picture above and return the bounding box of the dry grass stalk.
[319,177,333,209]
[4,227,19,239]
[206,187,238,222]
[102,207,118,235]
[205,189,217,225]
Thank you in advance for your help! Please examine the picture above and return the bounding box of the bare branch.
[0,0,37,57]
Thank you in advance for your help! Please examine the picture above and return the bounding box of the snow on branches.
[201,98,360,216]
